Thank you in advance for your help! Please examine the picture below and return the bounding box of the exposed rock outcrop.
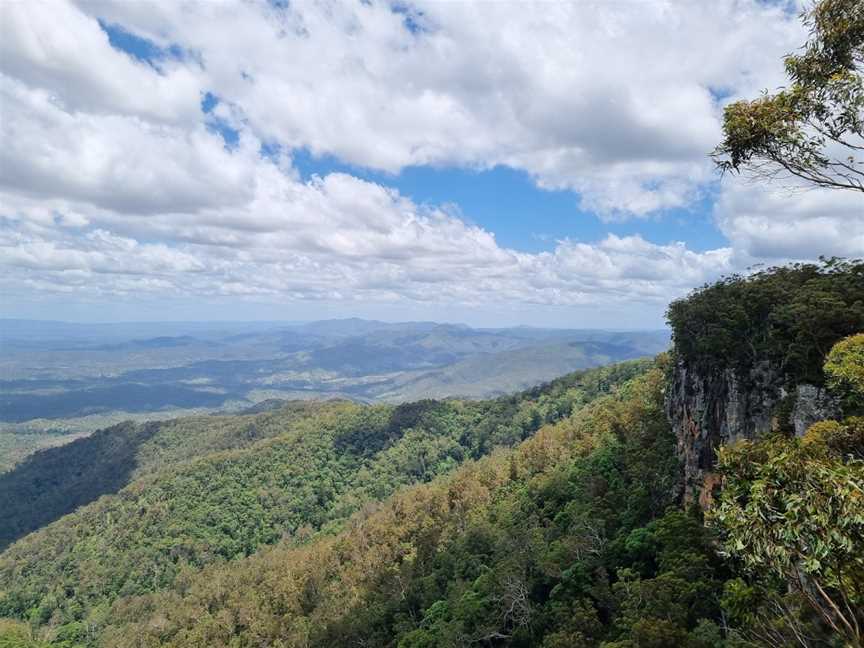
[791,384,840,437]
[666,359,782,503]
[666,358,838,504]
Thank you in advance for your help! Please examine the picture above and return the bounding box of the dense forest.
[667,258,864,384]
[0,260,862,647]
[4,0,862,644]
[0,361,652,646]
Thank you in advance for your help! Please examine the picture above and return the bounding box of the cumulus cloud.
[0,170,732,310]
[0,0,850,322]
[71,0,804,216]
[0,76,257,214]
[0,0,202,123]
[716,182,864,262]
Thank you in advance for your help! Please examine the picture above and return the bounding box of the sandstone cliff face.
[665,358,838,505]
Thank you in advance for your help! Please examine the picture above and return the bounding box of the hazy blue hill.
[91,335,209,351]
[290,317,444,337]
[378,340,637,401]
[303,326,536,374]
[0,383,233,423]
[0,319,669,471]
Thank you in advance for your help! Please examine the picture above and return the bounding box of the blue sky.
[101,19,727,259]
[115,16,730,262]
[290,153,729,255]
[1,1,860,328]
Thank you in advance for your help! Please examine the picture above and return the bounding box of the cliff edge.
[664,259,863,504]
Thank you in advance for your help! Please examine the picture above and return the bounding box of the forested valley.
[1,259,862,648]
[2,1,864,646]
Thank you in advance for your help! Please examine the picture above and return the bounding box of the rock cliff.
[663,259,863,505]
[666,358,839,505]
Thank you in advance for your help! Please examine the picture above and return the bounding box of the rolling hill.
[0,320,667,471]
[0,361,651,637]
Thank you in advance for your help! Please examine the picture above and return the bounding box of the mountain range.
[0,260,862,647]
[0,319,667,471]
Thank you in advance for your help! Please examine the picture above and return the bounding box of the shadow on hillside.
[0,421,159,551]
[0,383,234,423]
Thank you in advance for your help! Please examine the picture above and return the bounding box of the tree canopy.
[825,332,864,409]
[0,361,652,645]
[711,336,864,647]
[666,257,864,384]
[713,0,864,192]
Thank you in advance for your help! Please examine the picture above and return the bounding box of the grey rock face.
[791,384,840,437]
[666,359,783,503]
[666,357,841,504]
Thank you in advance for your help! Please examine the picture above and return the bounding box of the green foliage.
[667,258,864,383]
[604,511,725,647]
[0,431,78,476]
[0,401,335,551]
[805,416,864,460]
[825,332,864,410]
[711,336,864,645]
[710,430,864,645]
[0,620,47,648]
[0,421,148,551]
[0,360,652,645]
[82,366,729,648]
[713,0,864,192]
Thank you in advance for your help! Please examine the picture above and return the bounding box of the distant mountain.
[96,335,206,350]
[0,319,668,470]
[290,317,445,338]
[377,340,649,401]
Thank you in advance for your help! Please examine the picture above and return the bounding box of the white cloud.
[0,0,202,123]
[0,0,851,323]
[716,183,864,262]
[71,0,804,216]
[0,170,732,310]
[0,75,256,214]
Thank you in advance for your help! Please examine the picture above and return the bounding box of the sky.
[0,0,862,328]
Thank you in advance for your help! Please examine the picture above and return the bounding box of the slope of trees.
[88,362,743,648]
[0,401,346,551]
[0,361,651,645]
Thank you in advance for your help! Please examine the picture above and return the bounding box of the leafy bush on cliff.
[711,335,864,647]
[825,332,864,412]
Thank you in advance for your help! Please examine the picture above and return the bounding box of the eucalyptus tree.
[714,0,864,192]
